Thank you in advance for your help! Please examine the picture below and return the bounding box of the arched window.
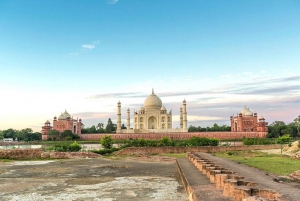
[162,117,165,122]
[140,117,143,122]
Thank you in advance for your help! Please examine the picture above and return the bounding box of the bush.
[47,141,81,152]
[100,136,114,149]
[65,136,72,141]
[69,141,81,152]
[243,138,274,145]
[276,134,291,144]
[90,148,120,155]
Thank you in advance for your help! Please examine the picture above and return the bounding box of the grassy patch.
[162,153,186,158]
[214,150,300,175]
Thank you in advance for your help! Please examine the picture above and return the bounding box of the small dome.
[161,106,166,110]
[144,90,162,110]
[58,110,71,120]
[58,113,64,120]
[45,120,50,124]
[54,116,57,119]
[259,116,265,120]
[140,106,144,111]
[240,106,253,116]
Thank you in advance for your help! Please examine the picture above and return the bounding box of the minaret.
[182,99,187,130]
[127,108,130,132]
[117,101,121,133]
[180,107,183,128]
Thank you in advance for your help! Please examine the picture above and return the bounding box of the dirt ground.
[0,157,187,201]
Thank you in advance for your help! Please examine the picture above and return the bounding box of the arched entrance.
[148,116,157,129]
[234,122,237,132]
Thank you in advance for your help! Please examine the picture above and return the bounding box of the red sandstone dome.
[144,90,162,110]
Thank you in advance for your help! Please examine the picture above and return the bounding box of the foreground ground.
[0,157,187,201]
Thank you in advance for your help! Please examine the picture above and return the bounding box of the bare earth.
[0,157,187,201]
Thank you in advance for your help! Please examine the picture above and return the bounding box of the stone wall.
[116,144,282,155]
[79,131,268,141]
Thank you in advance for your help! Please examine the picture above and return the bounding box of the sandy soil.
[0,157,187,201]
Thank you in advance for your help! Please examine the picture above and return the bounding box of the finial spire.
[152,88,154,94]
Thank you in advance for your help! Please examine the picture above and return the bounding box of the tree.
[47,129,59,140]
[121,124,126,129]
[268,121,286,138]
[17,128,33,141]
[294,115,300,136]
[88,125,97,133]
[100,135,113,149]
[0,131,3,140]
[2,128,17,139]
[60,130,74,139]
[97,123,104,130]
[105,118,114,133]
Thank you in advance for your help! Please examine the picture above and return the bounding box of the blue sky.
[0,0,300,131]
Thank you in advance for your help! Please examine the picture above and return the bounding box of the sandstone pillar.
[180,107,183,128]
[183,99,187,130]
[127,108,130,132]
[117,101,121,133]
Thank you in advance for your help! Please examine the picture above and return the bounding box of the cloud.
[107,0,118,4]
[81,44,95,50]
[88,92,145,99]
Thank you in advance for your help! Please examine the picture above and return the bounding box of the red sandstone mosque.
[230,106,268,132]
[41,110,82,140]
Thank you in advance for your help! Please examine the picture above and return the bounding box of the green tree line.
[0,128,41,141]
[188,123,231,132]
[81,118,124,134]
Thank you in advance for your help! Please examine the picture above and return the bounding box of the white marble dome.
[240,106,253,116]
[144,91,162,110]
[58,110,71,120]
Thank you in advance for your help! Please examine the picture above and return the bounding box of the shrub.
[100,136,113,149]
[69,141,81,152]
[276,134,291,144]
[65,136,72,141]
[90,148,120,155]
[243,138,274,145]
[160,137,171,146]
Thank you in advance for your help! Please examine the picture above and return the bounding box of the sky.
[0,0,300,132]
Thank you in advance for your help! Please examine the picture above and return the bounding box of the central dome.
[144,90,162,110]
[240,106,253,116]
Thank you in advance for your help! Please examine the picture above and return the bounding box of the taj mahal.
[116,89,188,133]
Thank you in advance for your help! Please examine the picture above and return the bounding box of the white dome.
[144,90,162,110]
[240,106,253,116]
[58,110,71,120]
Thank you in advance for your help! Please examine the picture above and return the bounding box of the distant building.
[42,110,82,140]
[230,106,268,132]
[116,89,188,133]
[2,138,14,142]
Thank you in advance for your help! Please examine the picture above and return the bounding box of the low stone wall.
[0,148,43,159]
[79,131,268,141]
[187,153,282,201]
[176,160,197,201]
[116,144,282,155]
[0,149,101,159]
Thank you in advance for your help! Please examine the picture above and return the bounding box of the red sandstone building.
[42,110,82,140]
[230,106,268,132]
